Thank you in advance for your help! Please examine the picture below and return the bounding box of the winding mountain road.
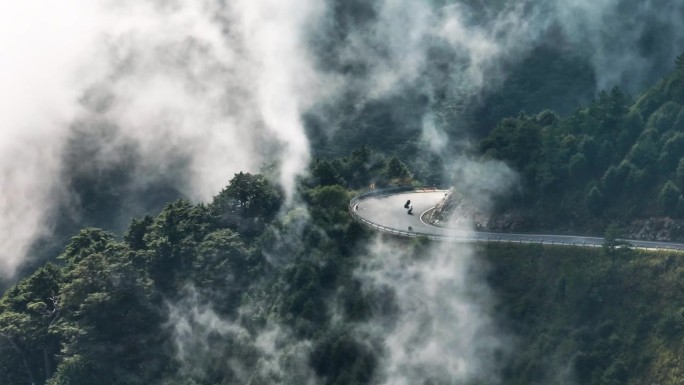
[350,189,684,251]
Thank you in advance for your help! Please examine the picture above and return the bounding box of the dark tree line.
[0,170,381,385]
[477,57,684,232]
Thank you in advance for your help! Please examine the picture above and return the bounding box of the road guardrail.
[349,187,684,251]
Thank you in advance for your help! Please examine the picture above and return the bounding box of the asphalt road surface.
[351,190,684,251]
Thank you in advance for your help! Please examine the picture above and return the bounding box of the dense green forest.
[475,55,684,235]
[3,167,684,384]
[5,31,684,385]
[5,97,684,383]
[488,244,684,385]
[7,0,684,384]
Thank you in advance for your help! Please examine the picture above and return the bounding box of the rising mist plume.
[3,0,683,277]
[0,0,325,277]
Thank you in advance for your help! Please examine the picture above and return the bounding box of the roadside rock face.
[426,188,489,229]
[624,217,684,242]
[485,211,538,232]
[425,188,460,223]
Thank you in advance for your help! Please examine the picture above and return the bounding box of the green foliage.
[144,200,214,292]
[211,172,283,222]
[312,159,346,186]
[647,101,681,132]
[57,237,162,384]
[659,132,684,172]
[586,185,604,213]
[8,53,684,385]
[0,264,62,385]
[479,64,684,226]
[311,329,377,385]
[306,146,403,189]
[342,146,385,188]
[193,229,260,312]
[46,355,97,385]
[675,157,684,188]
[474,46,596,131]
[5,155,684,385]
[601,165,621,195]
[59,228,116,265]
[658,181,681,215]
[484,243,684,385]
[383,155,411,182]
[307,185,350,226]
[123,215,153,251]
[569,153,589,182]
[0,173,285,384]
[602,223,628,256]
[536,109,560,126]
[481,115,542,172]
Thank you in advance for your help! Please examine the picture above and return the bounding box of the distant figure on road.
[408,226,413,232]
[404,199,411,209]
[407,206,413,215]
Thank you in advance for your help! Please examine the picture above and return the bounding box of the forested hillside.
[487,244,684,385]
[5,1,684,383]
[0,172,369,384]
[477,56,684,236]
[3,167,684,384]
